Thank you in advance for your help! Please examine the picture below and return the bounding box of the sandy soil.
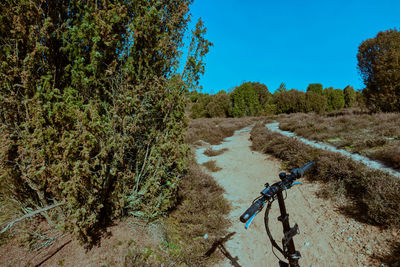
[0,218,166,267]
[196,126,393,267]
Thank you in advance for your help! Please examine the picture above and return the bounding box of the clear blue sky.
[187,0,400,94]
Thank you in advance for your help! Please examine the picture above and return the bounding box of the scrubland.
[2,113,400,265]
[0,117,256,266]
[250,117,400,265]
[277,110,400,169]
[185,117,264,145]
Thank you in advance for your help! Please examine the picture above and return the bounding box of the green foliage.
[252,82,272,106]
[273,89,307,114]
[189,82,273,118]
[323,87,345,111]
[205,91,231,117]
[189,93,212,118]
[343,85,357,108]
[358,29,400,112]
[305,91,327,114]
[251,82,274,115]
[307,83,323,95]
[229,82,262,117]
[182,19,213,91]
[0,0,210,244]
[276,82,287,93]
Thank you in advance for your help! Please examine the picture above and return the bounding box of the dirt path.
[196,126,390,267]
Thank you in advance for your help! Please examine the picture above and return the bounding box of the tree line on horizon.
[189,82,361,118]
[190,28,400,118]
[190,27,400,118]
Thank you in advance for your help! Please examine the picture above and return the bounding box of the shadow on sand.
[205,232,242,267]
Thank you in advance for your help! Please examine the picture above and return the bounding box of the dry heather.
[185,117,267,145]
[164,159,231,265]
[0,156,231,266]
[277,111,400,169]
[250,122,400,228]
[204,148,229,157]
[202,160,223,172]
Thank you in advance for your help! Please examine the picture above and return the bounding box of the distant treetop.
[307,83,323,95]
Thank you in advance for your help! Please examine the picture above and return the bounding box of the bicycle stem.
[276,190,301,267]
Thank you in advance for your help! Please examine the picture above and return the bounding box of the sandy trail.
[196,126,388,267]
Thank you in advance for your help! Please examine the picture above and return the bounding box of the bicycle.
[240,161,315,267]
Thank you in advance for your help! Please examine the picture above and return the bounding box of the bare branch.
[0,202,65,234]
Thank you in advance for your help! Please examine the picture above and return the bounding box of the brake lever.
[291,182,302,187]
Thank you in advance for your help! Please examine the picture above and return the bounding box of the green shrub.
[343,85,357,108]
[229,82,262,117]
[190,93,212,118]
[189,82,271,118]
[307,83,323,95]
[205,91,231,118]
[0,0,210,244]
[305,91,327,114]
[323,87,345,111]
[273,89,307,114]
[252,82,273,107]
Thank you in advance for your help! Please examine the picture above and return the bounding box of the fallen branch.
[0,202,65,234]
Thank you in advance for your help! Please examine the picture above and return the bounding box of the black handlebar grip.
[291,161,315,179]
[240,198,264,223]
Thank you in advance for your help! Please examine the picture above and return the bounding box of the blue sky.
[186,0,400,94]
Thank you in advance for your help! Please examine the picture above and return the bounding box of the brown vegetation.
[0,157,230,266]
[277,111,400,170]
[204,148,229,157]
[165,159,230,265]
[185,117,264,145]
[250,122,400,228]
[202,160,223,172]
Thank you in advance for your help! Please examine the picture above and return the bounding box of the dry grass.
[185,117,267,145]
[204,148,229,157]
[164,157,231,265]
[276,111,400,169]
[202,160,223,172]
[0,156,231,266]
[250,122,400,228]
[126,156,231,265]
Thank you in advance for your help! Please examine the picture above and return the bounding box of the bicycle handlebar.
[290,161,315,179]
[240,198,264,223]
[239,162,315,224]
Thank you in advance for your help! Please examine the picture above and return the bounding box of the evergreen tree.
[357,29,400,112]
[343,85,356,108]
[323,87,345,111]
[0,0,210,244]
[229,82,261,117]
[276,82,287,93]
[307,83,323,95]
